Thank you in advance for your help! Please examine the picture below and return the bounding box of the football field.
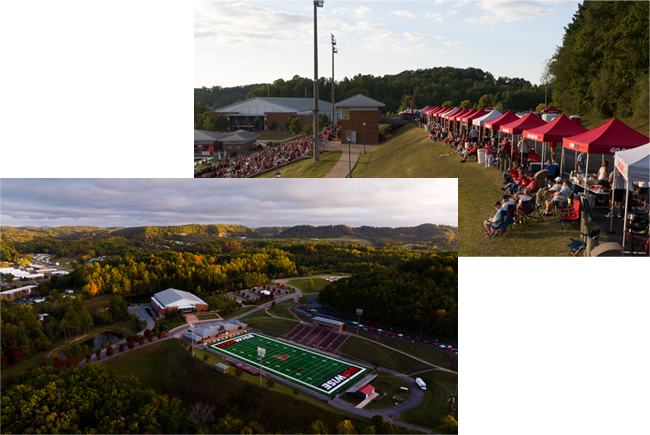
[208,332,371,398]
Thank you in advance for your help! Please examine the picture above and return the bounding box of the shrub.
[157,331,162,340]
[293,387,299,396]
[119,343,125,353]
[127,341,135,350]
[138,336,145,346]
[85,353,91,362]
[106,345,114,357]
[203,354,209,361]
[266,378,275,388]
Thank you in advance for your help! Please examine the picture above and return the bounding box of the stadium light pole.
[348,138,352,178]
[313,0,324,162]
[355,309,363,338]
[331,34,337,128]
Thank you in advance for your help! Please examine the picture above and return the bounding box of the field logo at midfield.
[215,333,256,348]
[319,366,362,391]
[274,355,289,360]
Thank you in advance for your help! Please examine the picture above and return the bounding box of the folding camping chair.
[558,199,581,230]
[492,211,515,239]
[567,227,601,256]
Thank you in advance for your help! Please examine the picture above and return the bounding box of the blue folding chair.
[567,227,601,256]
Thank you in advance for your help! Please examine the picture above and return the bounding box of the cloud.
[420,12,443,21]
[390,10,416,18]
[403,32,423,43]
[453,1,469,7]
[463,17,477,24]
[0,179,458,228]
[441,40,462,48]
[475,0,556,24]
[352,6,371,18]
[446,10,459,16]
[194,0,312,48]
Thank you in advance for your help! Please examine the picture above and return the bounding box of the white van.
[415,378,426,391]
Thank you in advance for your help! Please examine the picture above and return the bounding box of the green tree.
[252,116,261,131]
[307,419,329,435]
[79,309,93,333]
[235,367,243,377]
[307,279,314,290]
[433,415,459,434]
[201,114,217,132]
[477,94,493,109]
[0,364,187,434]
[195,98,208,116]
[215,115,228,130]
[320,114,330,130]
[441,100,453,108]
[535,103,546,112]
[269,120,278,131]
[459,100,472,109]
[304,122,314,136]
[336,420,358,434]
[109,294,128,321]
[289,117,303,136]
[361,426,376,434]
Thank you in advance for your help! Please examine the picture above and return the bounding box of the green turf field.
[209,332,370,398]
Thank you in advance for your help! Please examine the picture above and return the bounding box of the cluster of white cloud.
[0,179,458,228]
[468,1,557,25]
[390,10,415,19]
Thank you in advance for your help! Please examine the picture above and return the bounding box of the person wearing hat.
[544,180,571,215]
[484,201,506,238]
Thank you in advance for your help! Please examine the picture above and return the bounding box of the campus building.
[150,288,208,316]
[206,97,334,132]
[312,316,345,332]
[356,384,375,399]
[181,320,248,345]
[334,94,385,145]
[0,285,37,300]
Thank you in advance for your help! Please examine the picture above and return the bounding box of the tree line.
[319,252,458,338]
[547,1,648,120]
[194,67,548,117]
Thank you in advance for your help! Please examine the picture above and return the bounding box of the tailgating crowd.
[195,125,341,178]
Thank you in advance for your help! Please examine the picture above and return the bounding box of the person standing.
[577,152,587,175]
[485,138,494,169]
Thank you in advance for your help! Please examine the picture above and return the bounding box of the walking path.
[323,141,377,178]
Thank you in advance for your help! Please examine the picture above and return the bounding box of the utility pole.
[356,309,363,338]
[313,0,324,161]
[258,347,266,389]
[331,34,337,127]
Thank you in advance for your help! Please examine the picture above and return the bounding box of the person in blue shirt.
[544,180,571,215]
[484,201,506,238]
[577,152,587,174]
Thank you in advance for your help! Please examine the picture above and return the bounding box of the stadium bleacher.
[285,323,349,351]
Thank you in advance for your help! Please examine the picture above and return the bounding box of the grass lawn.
[269,302,299,320]
[286,278,331,292]
[340,336,433,374]
[581,113,649,137]
[355,329,458,372]
[102,339,169,394]
[245,318,299,335]
[222,306,255,319]
[351,123,585,256]
[398,370,458,431]
[159,340,372,433]
[205,294,240,310]
[255,151,342,178]
[197,313,219,320]
[84,294,112,311]
[155,317,186,332]
[240,307,271,320]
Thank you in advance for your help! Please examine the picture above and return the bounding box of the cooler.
[530,162,542,172]
[477,149,485,164]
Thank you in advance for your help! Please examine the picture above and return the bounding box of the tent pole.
[608,170,616,234]
[622,182,630,255]
[560,147,564,176]
[574,150,578,173]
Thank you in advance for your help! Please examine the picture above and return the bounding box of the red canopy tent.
[484,110,520,131]
[459,109,479,123]
[453,109,471,122]
[500,112,547,167]
[541,105,563,113]
[462,109,488,124]
[500,112,546,135]
[562,118,649,154]
[561,117,650,176]
[523,114,589,165]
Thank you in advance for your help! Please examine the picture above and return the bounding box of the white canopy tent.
[612,144,650,252]
[473,109,503,144]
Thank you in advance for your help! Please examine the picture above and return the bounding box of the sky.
[0,179,457,228]
[195,0,581,89]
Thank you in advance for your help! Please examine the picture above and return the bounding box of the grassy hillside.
[399,370,458,431]
[352,123,593,256]
[255,151,342,178]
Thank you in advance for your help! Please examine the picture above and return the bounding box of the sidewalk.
[323,141,377,178]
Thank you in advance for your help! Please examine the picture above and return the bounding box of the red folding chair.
[558,199,580,230]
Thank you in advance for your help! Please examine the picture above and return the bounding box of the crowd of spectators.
[194,124,340,178]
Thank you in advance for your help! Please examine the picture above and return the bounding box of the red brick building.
[334,94,385,145]
[312,316,344,332]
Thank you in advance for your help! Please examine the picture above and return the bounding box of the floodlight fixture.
[315,0,324,7]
